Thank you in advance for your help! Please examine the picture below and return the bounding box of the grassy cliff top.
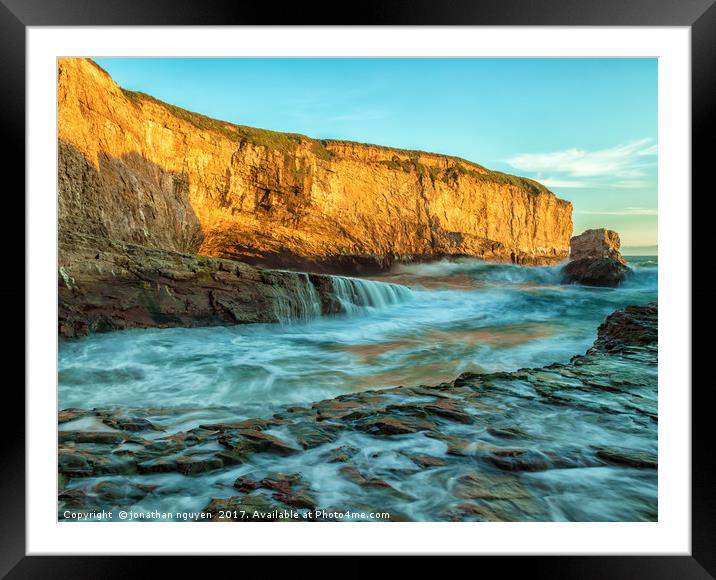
[114,71,553,197]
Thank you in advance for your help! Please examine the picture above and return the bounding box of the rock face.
[591,303,657,353]
[59,232,412,338]
[58,304,658,522]
[570,228,626,263]
[561,228,629,287]
[58,58,573,274]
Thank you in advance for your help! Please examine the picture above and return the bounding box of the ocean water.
[59,256,657,417]
[58,256,657,521]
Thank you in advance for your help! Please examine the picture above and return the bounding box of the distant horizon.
[93,57,658,247]
[622,244,658,256]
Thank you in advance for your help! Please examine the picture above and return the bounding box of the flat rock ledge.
[58,303,657,522]
[58,232,347,338]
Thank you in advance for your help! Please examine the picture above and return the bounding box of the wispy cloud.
[506,139,657,189]
[576,207,657,216]
[611,180,650,189]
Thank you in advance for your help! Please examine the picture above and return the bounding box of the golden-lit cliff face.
[58,58,573,271]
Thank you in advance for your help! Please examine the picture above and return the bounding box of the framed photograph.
[9,0,706,575]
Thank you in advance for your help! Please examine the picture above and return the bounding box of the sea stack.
[561,228,629,287]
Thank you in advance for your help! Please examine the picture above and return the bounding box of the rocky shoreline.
[58,303,657,522]
[59,231,410,338]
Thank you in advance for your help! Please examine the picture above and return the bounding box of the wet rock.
[591,304,657,353]
[561,229,629,287]
[102,417,163,432]
[288,422,340,449]
[58,431,127,445]
[421,399,474,424]
[182,427,220,444]
[58,488,88,508]
[93,479,158,502]
[137,458,178,474]
[339,466,385,488]
[485,449,551,472]
[313,398,366,421]
[487,426,527,439]
[596,447,657,469]
[562,257,629,287]
[272,490,317,510]
[176,454,224,475]
[199,418,286,432]
[282,406,313,417]
[58,409,88,424]
[94,458,138,476]
[327,445,359,463]
[142,437,185,455]
[259,473,303,495]
[59,447,136,477]
[359,416,421,435]
[453,372,487,389]
[338,466,411,499]
[443,502,506,522]
[203,495,299,521]
[217,429,298,463]
[111,441,153,459]
[407,386,452,399]
[232,473,317,510]
[427,433,473,456]
[214,449,247,466]
[403,453,447,469]
[233,476,261,492]
[383,400,472,426]
[58,449,95,477]
[236,430,298,455]
[453,473,531,501]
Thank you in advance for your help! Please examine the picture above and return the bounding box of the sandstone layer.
[561,228,629,287]
[58,232,352,338]
[58,58,573,274]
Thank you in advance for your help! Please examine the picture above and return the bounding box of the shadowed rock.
[561,228,629,287]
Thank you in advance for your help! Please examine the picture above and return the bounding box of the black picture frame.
[5,0,706,576]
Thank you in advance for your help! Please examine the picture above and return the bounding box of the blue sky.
[94,58,658,248]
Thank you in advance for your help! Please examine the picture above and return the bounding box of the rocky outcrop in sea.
[58,303,657,522]
[561,228,630,287]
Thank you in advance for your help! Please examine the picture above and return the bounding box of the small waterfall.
[295,273,322,320]
[272,273,323,323]
[271,272,412,324]
[331,276,412,313]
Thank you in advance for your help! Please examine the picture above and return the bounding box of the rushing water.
[58,256,657,521]
[59,257,657,416]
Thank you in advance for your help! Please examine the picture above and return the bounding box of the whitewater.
[59,256,657,419]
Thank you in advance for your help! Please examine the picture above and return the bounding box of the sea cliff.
[59,58,572,274]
